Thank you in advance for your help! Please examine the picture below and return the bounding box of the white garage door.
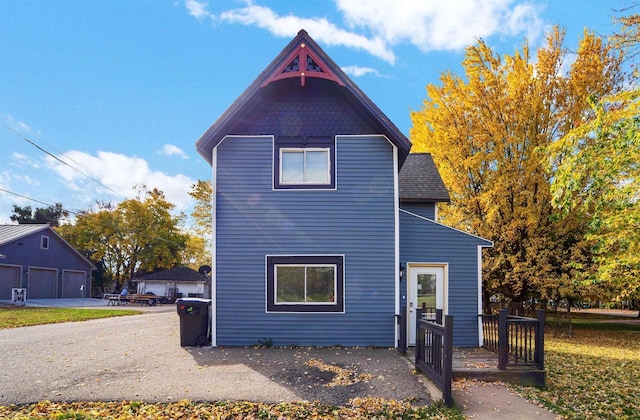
[0,265,21,300]
[28,268,57,299]
[62,271,86,298]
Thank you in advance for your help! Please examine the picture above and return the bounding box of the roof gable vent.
[262,40,345,88]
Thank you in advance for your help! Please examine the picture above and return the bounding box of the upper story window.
[41,235,49,250]
[274,137,335,190]
[281,148,330,184]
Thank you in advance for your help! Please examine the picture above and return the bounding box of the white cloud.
[10,152,41,169]
[185,0,212,20]
[185,0,546,62]
[342,65,381,77]
[13,174,41,186]
[335,0,546,53]
[43,151,196,213]
[159,144,189,159]
[4,115,38,136]
[185,0,395,63]
[220,4,395,63]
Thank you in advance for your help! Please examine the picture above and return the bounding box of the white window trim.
[274,263,338,305]
[279,147,331,185]
[40,235,49,250]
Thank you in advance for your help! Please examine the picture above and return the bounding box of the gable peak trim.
[261,34,345,88]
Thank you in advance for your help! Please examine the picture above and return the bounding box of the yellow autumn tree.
[60,187,189,289]
[550,11,640,308]
[410,27,624,312]
[186,179,213,269]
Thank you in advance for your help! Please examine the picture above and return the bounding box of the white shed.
[133,266,209,302]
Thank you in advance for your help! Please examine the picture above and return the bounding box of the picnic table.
[106,294,158,306]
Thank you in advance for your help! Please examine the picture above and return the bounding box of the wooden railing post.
[416,308,423,362]
[397,307,407,355]
[536,309,545,371]
[443,315,454,407]
[498,308,508,370]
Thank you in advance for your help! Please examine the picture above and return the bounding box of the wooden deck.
[452,347,545,386]
[406,346,545,387]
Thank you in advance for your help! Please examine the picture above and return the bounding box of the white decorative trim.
[393,144,400,347]
[210,146,218,347]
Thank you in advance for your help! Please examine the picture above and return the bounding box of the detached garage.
[0,265,21,300]
[0,224,95,300]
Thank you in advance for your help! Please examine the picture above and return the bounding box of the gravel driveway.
[0,309,431,406]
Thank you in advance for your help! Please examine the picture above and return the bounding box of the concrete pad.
[453,381,559,419]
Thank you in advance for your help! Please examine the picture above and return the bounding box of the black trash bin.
[176,298,211,346]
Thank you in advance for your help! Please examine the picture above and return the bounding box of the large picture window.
[274,137,335,189]
[267,255,344,312]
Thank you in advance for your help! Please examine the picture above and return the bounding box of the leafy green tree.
[186,180,212,269]
[10,202,68,227]
[550,88,639,306]
[549,8,640,311]
[410,27,624,313]
[60,188,188,289]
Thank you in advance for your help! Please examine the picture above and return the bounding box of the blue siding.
[400,202,436,220]
[215,135,397,346]
[0,229,92,298]
[399,208,491,347]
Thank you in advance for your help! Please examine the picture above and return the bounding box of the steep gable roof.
[399,153,450,202]
[0,224,96,269]
[195,29,412,166]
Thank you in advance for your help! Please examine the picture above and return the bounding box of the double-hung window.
[267,255,344,312]
[274,137,335,189]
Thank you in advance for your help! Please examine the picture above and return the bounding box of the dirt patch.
[186,347,431,406]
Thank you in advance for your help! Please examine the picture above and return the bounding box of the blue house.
[195,30,491,348]
[0,224,95,300]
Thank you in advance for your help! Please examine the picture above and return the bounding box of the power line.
[2,124,124,198]
[0,187,188,248]
[0,187,80,216]
[1,125,192,249]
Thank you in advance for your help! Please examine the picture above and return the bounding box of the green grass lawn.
[514,313,640,419]
[0,306,142,329]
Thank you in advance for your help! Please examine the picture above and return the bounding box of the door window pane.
[417,273,437,309]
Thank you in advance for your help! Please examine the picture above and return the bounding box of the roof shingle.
[399,153,450,203]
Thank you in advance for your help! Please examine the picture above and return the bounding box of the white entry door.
[408,265,445,345]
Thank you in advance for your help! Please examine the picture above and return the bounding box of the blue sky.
[0,0,624,224]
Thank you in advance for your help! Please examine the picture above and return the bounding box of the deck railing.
[396,307,407,355]
[480,308,545,371]
[415,308,454,407]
